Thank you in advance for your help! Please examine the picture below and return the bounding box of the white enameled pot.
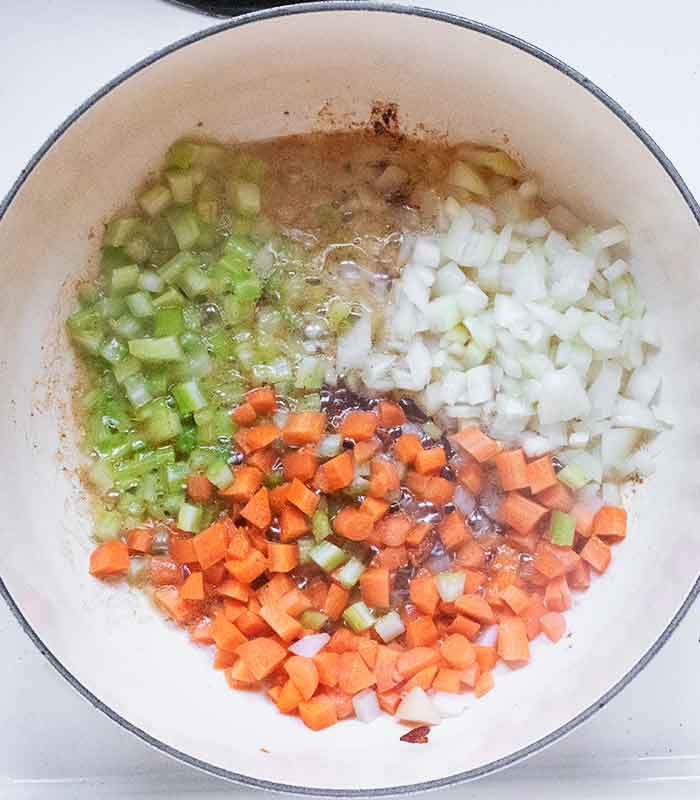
[0,3,698,795]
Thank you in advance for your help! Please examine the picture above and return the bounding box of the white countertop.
[2,1,699,797]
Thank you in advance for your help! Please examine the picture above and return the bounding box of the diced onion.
[288,633,330,658]
[396,687,441,726]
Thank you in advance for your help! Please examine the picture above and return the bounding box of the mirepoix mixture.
[67,130,663,731]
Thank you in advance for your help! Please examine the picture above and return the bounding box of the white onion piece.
[317,434,342,458]
[478,625,499,646]
[433,692,470,718]
[336,313,372,372]
[288,634,330,658]
[453,485,476,517]
[352,689,382,723]
[396,687,441,726]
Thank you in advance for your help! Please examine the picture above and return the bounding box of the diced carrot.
[451,426,500,462]
[440,633,476,669]
[357,638,379,670]
[368,458,400,499]
[500,584,530,615]
[126,528,153,554]
[213,648,238,670]
[257,573,295,606]
[222,598,246,623]
[406,472,455,505]
[267,685,282,704]
[568,559,591,590]
[474,645,498,672]
[377,512,413,547]
[203,561,226,586]
[267,542,299,574]
[447,615,481,640]
[330,506,372,542]
[394,433,423,464]
[235,610,270,638]
[220,466,263,503]
[533,542,567,579]
[212,613,247,652]
[353,437,382,464]
[570,502,597,538]
[225,549,267,584]
[241,487,271,530]
[505,530,539,554]
[541,611,567,643]
[474,671,495,698]
[461,662,481,688]
[374,646,401,693]
[403,664,438,692]
[536,483,574,512]
[237,424,280,454]
[405,522,431,547]
[359,496,389,523]
[359,568,391,609]
[89,540,129,579]
[439,511,471,551]
[322,687,355,719]
[269,482,291,513]
[154,586,199,624]
[283,412,327,446]
[180,571,205,601]
[313,450,354,493]
[454,594,495,624]
[276,677,303,713]
[282,448,318,483]
[299,694,338,730]
[286,478,320,517]
[193,521,229,570]
[259,604,303,643]
[326,627,360,653]
[409,575,440,616]
[189,618,214,645]
[432,667,462,693]
[150,556,184,586]
[246,447,278,474]
[226,528,250,561]
[521,595,547,640]
[544,575,572,612]
[499,492,548,534]
[495,448,529,491]
[276,589,310,619]
[169,536,197,565]
[525,455,557,494]
[396,646,440,679]
[284,656,319,701]
[497,616,530,662]
[457,460,482,495]
[277,505,307,543]
[378,400,406,428]
[323,583,350,621]
[377,691,402,715]
[454,538,486,570]
[246,386,277,415]
[371,545,409,570]
[339,410,379,442]
[414,445,447,476]
[313,651,339,688]
[338,651,376,694]
[306,576,328,611]
[236,637,288,680]
[581,535,612,573]
[593,505,627,541]
[233,402,257,426]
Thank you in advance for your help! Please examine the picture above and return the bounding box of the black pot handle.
[165,0,331,17]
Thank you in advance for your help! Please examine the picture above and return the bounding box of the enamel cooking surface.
[0,4,698,794]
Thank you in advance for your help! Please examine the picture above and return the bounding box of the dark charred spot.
[370,101,401,138]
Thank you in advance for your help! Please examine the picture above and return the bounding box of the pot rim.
[1,2,698,796]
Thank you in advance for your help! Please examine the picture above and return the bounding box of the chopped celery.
[70,329,103,355]
[172,379,207,415]
[263,469,284,488]
[117,492,145,517]
[423,421,442,440]
[549,510,576,546]
[178,265,210,299]
[152,287,185,309]
[166,139,199,170]
[374,610,406,643]
[110,314,142,339]
[166,207,200,250]
[558,463,588,490]
[163,492,186,515]
[309,541,348,573]
[299,609,328,631]
[295,356,325,390]
[110,264,140,296]
[67,305,101,331]
[96,296,127,319]
[125,236,150,264]
[126,291,154,318]
[158,252,197,285]
[87,460,114,493]
[177,502,203,533]
[165,168,194,204]
[112,355,141,384]
[143,403,182,444]
[128,336,183,362]
[94,510,121,542]
[154,306,185,337]
[343,601,375,633]
[327,297,352,333]
[123,374,152,408]
[104,217,139,248]
[222,294,254,326]
[206,459,234,489]
[100,245,131,272]
[99,337,127,365]
[138,269,164,294]
[334,557,366,590]
[139,184,172,217]
[166,462,189,491]
[228,180,261,216]
[146,372,168,397]
[297,537,315,565]
[313,513,332,546]
[175,423,198,455]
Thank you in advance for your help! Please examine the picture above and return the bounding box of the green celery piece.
[166,462,189,491]
[549,510,576,546]
[335,557,366,590]
[128,336,183,362]
[166,206,200,251]
[126,291,154,319]
[299,609,328,631]
[175,422,198,455]
[309,541,348,573]
[112,355,141,384]
[139,184,172,217]
[110,314,142,339]
[342,601,374,633]
[177,502,203,533]
[110,264,140,296]
[206,459,234,490]
[178,265,210,299]
[100,246,131,272]
[172,379,208,416]
[125,235,151,264]
[70,329,103,356]
[112,446,176,488]
[104,217,139,248]
[143,403,182,445]
[154,306,185,337]
[94,510,121,542]
[67,305,101,332]
[558,463,588,490]
[166,139,199,170]
[158,252,198,285]
[165,168,194,205]
[152,287,185,309]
